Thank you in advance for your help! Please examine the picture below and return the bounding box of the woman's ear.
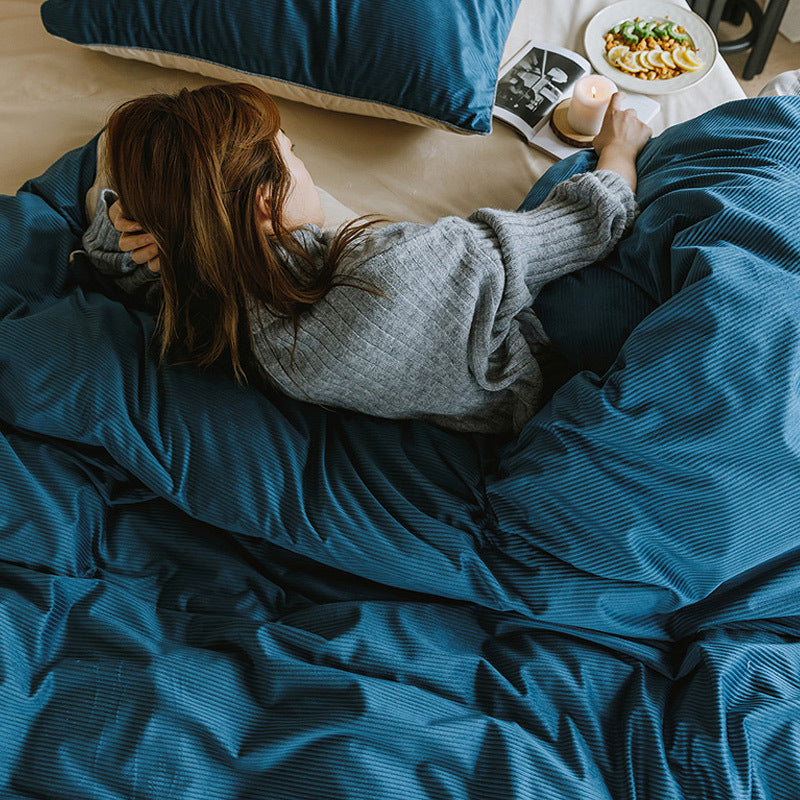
[255,186,274,234]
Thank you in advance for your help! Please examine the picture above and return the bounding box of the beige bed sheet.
[1,0,745,224]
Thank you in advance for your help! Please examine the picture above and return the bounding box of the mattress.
[0,0,745,222]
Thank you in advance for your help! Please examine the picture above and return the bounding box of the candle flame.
[591,86,597,99]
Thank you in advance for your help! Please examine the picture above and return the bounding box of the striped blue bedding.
[1,96,799,799]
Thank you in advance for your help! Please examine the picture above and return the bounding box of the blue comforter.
[2,96,800,799]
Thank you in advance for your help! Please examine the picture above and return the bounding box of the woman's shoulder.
[293,217,479,273]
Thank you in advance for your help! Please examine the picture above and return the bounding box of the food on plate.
[604,16,704,80]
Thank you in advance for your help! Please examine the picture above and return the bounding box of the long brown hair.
[104,82,384,384]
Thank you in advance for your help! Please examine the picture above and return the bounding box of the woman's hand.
[108,200,161,273]
[593,92,652,192]
[593,91,652,158]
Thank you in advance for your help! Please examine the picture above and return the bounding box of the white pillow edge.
[85,44,477,134]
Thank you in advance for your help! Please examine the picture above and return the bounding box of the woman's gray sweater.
[80,170,637,434]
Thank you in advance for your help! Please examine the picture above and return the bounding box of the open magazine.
[493,40,661,160]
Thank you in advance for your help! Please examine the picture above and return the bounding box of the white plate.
[584,0,718,95]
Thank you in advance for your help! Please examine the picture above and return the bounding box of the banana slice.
[607,44,630,66]
[673,47,703,71]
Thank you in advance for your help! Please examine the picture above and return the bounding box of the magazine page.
[493,41,591,141]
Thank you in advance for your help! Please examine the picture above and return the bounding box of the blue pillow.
[40,0,522,135]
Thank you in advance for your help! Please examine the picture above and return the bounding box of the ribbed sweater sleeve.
[469,169,637,296]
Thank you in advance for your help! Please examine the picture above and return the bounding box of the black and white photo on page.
[494,41,590,132]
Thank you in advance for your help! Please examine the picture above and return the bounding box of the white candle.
[567,75,617,136]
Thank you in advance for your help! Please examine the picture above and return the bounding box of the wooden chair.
[689,0,791,79]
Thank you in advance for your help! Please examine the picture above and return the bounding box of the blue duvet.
[2,96,800,799]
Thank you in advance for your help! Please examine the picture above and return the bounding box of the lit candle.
[567,75,617,136]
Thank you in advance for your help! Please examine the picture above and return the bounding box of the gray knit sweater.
[81,171,637,434]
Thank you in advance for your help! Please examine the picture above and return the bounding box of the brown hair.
[104,82,384,385]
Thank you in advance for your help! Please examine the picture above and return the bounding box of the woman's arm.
[467,93,652,297]
[468,170,636,301]
[593,91,653,193]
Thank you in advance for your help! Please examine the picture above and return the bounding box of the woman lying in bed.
[81,82,651,434]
